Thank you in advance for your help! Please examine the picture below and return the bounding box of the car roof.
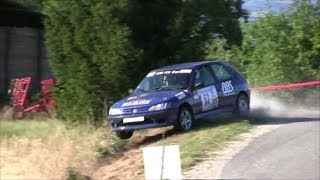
[152,60,227,72]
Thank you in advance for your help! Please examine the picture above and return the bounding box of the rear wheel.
[174,107,193,131]
[116,130,133,139]
[235,93,249,117]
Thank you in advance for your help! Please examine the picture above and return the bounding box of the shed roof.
[0,0,43,28]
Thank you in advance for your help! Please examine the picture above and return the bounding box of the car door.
[191,65,220,115]
[209,63,237,107]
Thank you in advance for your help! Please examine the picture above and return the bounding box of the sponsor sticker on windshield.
[179,69,192,73]
[146,69,192,77]
[147,72,156,77]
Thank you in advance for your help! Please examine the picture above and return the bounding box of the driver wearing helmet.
[162,75,177,87]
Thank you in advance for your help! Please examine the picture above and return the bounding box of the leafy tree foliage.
[240,0,320,86]
[43,0,136,124]
[206,0,319,105]
[207,0,319,87]
[125,0,247,83]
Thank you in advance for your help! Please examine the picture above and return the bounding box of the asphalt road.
[221,119,320,179]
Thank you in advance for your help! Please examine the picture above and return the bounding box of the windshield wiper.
[135,88,146,93]
[157,87,176,91]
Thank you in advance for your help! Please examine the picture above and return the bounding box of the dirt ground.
[92,128,171,180]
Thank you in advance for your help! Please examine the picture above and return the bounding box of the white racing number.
[196,85,218,111]
[222,80,234,95]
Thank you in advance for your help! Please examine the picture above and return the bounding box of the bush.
[44,0,136,124]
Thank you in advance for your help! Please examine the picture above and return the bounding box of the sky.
[243,0,294,19]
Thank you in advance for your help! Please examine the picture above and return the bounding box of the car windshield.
[134,70,192,93]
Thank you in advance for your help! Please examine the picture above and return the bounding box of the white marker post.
[143,145,182,180]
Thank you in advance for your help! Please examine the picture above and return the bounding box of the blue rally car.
[108,61,250,139]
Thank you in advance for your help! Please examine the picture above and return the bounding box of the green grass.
[152,117,252,169]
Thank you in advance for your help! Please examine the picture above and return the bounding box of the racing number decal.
[203,93,210,106]
[222,80,234,95]
[196,85,218,111]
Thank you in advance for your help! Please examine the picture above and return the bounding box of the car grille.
[122,107,149,115]
[122,108,132,115]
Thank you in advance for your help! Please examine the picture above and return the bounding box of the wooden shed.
[0,1,52,101]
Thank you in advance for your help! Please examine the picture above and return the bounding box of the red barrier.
[9,77,56,118]
[250,80,320,90]
[11,77,32,108]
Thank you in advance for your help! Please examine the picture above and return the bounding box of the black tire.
[235,93,250,117]
[116,130,133,139]
[174,107,194,131]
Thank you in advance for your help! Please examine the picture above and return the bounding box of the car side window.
[194,66,215,87]
[210,64,232,81]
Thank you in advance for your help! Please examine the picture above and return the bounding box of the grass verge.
[0,119,126,179]
[0,116,252,179]
[152,117,252,169]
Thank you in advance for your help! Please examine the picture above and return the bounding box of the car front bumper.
[108,109,178,131]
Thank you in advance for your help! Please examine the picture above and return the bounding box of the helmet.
[163,75,176,86]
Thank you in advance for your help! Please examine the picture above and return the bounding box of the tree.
[125,0,247,84]
[241,0,319,86]
[206,0,319,105]
[207,0,319,86]
[44,0,137,124]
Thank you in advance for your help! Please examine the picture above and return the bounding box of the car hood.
[111,90,187,108]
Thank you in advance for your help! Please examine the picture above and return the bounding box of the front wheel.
[174,107,193,131]
[116,130,133,139]
[235,94,250,117]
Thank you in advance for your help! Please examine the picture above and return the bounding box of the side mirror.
[193,82,204,91]
[128,88,134,94]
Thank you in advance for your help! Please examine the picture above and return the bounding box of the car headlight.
[148,102,170,111]
[109,108,123,115]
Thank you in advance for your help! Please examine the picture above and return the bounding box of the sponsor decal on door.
[222,80,235,96]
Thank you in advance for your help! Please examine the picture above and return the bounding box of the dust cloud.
[249,90,320,119]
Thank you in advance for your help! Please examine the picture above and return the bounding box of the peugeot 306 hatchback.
[108,61,250,139]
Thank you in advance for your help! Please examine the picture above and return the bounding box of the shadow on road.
[250,108,320,125]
